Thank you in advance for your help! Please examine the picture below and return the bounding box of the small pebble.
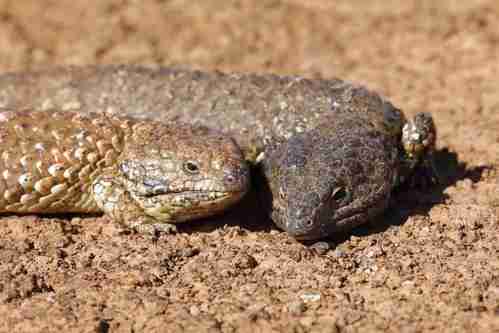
[288,300,306,316]
[310,241,330,255]
[180,247,200,258]
[233,253,258,269]
[189,305,200,316]
[332,248,346,258]
[300,291,321,303]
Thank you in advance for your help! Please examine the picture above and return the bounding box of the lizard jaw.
[287,213,365,241]
[141,189,247,223]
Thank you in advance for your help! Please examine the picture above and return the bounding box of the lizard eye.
[183,161,200,174]
[330,187,348,203]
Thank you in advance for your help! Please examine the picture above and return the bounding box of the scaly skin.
[0,109,250,233]
[0,66,436,239]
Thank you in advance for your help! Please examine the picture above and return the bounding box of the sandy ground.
[0,0,497,332]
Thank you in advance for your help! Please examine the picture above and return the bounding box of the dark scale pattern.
[0,66,436,239]
[264,112,399,239]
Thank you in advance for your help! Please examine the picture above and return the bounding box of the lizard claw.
[131,220,178,235]
[409,155,440,189]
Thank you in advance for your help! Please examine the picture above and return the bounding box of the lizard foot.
[401,112,440,188]
[402,112,436,160]
[93,174,179,233]
[132,221,178,235]
[408,153,441,189]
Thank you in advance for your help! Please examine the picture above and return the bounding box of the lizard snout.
[285,214,322,240]
[284,197,324,240]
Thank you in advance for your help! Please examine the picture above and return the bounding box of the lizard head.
[263,122,394,240]
[118,122,250,222]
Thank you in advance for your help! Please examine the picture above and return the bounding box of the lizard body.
[0,66,435,239]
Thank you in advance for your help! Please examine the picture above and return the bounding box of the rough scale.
[0,109,250,233]
[0,66,436,239]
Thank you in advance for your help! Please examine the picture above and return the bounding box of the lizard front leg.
[91,168,177,234]
[400,112,440,186]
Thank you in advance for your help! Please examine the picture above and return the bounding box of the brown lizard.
[0,109,250,233]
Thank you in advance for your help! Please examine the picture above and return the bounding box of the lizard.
[0,108,250,233]
[0,65,436,240]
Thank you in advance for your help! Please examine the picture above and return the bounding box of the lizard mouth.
[286,210,366,241]
[168,190,232,201]
[309,212,366,240]
[166,188,247,203]
[141,189,247,222]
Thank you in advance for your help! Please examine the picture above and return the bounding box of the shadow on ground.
[342,148,494,242]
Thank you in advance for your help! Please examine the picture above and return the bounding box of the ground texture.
[0,1,497,332]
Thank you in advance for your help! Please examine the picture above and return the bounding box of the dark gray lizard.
[0,66,436,240]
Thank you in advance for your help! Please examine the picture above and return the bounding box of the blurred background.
[0,0,498,165]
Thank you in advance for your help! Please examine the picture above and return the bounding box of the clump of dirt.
[0,1,497,332]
